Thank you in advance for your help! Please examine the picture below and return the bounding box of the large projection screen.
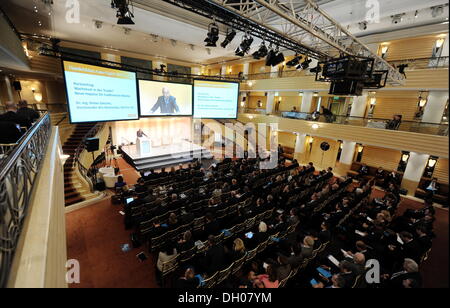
[138,80,193,117]
[193,80,239,119]
[62,60,139,123]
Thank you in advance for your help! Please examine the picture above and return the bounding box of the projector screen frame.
[61,58,140,124]
[137,78,194,118]
[193,78,241,120]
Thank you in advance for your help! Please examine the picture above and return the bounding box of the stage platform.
[120,140,213,171]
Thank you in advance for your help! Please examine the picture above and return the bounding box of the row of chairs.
[159,209,280,286]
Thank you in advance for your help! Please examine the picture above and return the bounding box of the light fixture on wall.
[370,98,377,106]
[402,152,410,162]
[298,92,304,97]
[313,92,319,97]
[357,144,364,153]
[381,45,389,58]
[31,88,43,103]
[311,123,319,130]
[428,157,437,168]
[247,81,254,87]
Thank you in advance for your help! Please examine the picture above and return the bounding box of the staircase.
[62,123,97,206]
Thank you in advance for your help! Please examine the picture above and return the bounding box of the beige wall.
[433,158,449,184]
[361,146,402,171]
[307,137,339,170]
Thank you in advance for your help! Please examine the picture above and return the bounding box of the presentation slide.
[193,80,239,119]
[139,80,192,116]
[63,61,139,123]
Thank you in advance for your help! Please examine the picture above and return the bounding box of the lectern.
[136,137,151,156]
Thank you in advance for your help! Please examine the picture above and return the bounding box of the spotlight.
[310,65,322,73]
[221,28,236,48]
[391,13,405,24]
[301,58,312,70]
[286,55,303,67]
[205,22,220,47]
[431,5,444,18]
[235,34,254,57]
[265,47,284,67]
[112,0,135,25]
[359,21,368,30]
[252,42,268,60]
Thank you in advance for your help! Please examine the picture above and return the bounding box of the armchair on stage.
[136,137,152,156]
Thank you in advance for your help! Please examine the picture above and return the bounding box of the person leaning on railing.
[386,115,402,130]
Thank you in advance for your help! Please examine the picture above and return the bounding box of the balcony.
[239,111,449,159]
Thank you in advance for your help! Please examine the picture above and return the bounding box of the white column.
[339,141,357,165]
[4,76,14,101]
[221,65,227,76]
[243,63,250,76]
[266,92,275,114]
[402,152,430,183]
[350,92,368,117]
[300,91,313,113]
[270,65,279,78]
[295,133,307,154]
[422,91,449,123]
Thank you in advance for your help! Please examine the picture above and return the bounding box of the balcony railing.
[242,109,448,136]
[0,113,52,287]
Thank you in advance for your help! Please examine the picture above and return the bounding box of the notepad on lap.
[328,255,340,267]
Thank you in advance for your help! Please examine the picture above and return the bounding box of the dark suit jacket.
[205,244,227,274]
[151,96,180,114]
[17,107,39,123]
[0,121,23,143]
[0,111,31,128]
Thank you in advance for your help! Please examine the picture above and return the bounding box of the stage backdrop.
[111,117,193,147]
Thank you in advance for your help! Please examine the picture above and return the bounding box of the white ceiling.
[0,0,448,67]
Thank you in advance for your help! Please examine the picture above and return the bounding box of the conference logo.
[170,120,279,169]
[65,0,80,24]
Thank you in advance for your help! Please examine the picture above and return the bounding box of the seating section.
[415,179,449,205]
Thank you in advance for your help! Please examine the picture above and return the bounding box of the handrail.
[242,111,449,136]
[72,123,106,192]
[0,113,52,288]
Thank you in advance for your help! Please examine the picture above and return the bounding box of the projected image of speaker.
[85,138,100,152]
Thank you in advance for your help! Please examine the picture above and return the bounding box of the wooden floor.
[65,159,449,288]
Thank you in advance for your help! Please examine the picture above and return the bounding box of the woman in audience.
[257,264,279,288]
[156,243,178,285]
[230,238,247,262]
[178,231,194,252]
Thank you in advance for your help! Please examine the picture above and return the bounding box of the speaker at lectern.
[136,137,151,156]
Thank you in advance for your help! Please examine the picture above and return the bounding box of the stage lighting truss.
[162,0,405,86]
[286,55,302,67]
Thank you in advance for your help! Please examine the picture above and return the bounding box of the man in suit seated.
[17,100,39,125]
[203,235,227,274]
[150,87,180,114]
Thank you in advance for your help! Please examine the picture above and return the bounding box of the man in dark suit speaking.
[150,87,180,114]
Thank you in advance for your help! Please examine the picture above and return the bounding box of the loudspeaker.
[13,81,22,91]
[320,142,331,151]
[85,138,100,152]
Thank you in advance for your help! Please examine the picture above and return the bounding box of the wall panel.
[361,146,402,171]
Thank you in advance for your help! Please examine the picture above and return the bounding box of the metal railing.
[72,123,105,192]
[0,113,52,287]
[243,110,448,136]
